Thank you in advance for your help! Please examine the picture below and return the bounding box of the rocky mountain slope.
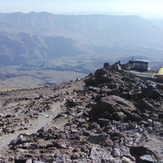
[0,63,162,163]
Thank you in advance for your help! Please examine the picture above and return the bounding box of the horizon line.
[0,11,163,19]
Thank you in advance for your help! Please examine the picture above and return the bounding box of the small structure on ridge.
[133,59,150,71]
[154,67,163,82]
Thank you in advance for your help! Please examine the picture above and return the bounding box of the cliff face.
[0,63,162,162]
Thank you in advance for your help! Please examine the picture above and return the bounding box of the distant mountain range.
[0,33,83,65]
[0,12,163,67]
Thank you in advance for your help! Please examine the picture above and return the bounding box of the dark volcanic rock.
[89,95,137,121]
[85,67,117,87]
[130,146,161,162]
[87,133,109,144]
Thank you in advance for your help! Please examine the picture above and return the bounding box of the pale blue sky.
[0,0,163,18]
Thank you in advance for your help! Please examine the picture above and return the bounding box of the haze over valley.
[0,12,163,88]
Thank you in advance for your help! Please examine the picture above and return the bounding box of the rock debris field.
[0,63,162,163]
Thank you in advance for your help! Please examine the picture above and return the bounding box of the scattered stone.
[140,154,156,163]
[130,146,161,162]
[111,148,121,158]
[66,99,77,107]
[113,111,126,121]
[25,158,32,163]
[33,161,45,163]
[122,157,133,163]
[87,133,109,144]
[71,153,80,160]
[89,95,137,121]
[0,62,162,162]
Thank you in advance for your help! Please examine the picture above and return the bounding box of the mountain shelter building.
[133,59,150,71]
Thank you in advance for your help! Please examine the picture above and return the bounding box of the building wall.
[134,61,149,71]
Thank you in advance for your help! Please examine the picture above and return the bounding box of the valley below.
[0,65,86,89]
[0,56,162,89]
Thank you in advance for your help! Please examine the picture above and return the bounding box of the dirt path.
[0,79,85,157]
[0,101,63,155]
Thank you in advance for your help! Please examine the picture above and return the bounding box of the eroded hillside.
[0,63,162,163]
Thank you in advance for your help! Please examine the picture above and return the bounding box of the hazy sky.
[0,0,163,18]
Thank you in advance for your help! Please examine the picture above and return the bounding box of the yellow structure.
[158,67,163,74]
[155,67,163,82]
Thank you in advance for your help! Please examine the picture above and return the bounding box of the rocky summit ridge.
[0,63,162,163]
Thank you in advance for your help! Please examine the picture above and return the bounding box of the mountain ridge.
[0,12,163,47]
[0,12,163,71]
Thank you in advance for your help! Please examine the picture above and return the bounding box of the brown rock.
[130,146,161,162]
[71,153,80,160]
[87,133,109,144]
[89,95,137,120]
[113,111,126,121]
[136,99,156,111]
[111,148,121,157]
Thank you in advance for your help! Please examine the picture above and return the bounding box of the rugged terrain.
[0,12,163,88]
[0,63,162,163]
[0,65,86,89]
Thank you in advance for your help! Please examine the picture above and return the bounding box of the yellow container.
[156,67,163,82]
[158,67,163,75]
